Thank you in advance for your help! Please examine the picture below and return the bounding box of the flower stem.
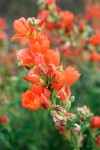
[70,131,80,150]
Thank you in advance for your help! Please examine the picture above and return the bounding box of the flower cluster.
[38,0,74,34]
[52,105,100,148]
[37,0,100,65]
[89,33,100,62]
[11,17,80,111]
[38,2,74,32]
[85,0,100,33]
[90,33,100,46]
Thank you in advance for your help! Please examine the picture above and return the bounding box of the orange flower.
[90,33,100,45]
[29,36,50,55]
[90,52,100,62]
[30,84,44,95]
[65,66,80,85]
[31,84,51,109]
[52,70,67,91]
[52,67,80,90]
[11,17,45,42]
[38,9,49,19]
[22,90,41,110]
[16,48,34,66]
[22,83,50,110]
[44,49,60,66]
[11,17,31,41]
[34,52,44,66]
[61,11,74,26]
[20,38,29,45]
[45,22,55,30]
[28,66,38,76]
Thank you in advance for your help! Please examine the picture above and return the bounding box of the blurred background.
[0,0,100,150]
[0,0,84,35]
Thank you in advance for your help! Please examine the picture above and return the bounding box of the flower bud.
[65,85,71,97]
[51,111,64,122]
[65,100,71,111]
[91,116,100,128]
[0,115,8,124]
[27,18,34,26]
[53,106,66,114]
[69,96,75,102]
[38,64,46,76]
[37,18,44,26]
[23,76,30,81]
[73,124,81,132]
[58,89,68,102]
[41,94,50,109]
[55,122,66,131]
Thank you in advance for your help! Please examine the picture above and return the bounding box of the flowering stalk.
[11,16,100,149]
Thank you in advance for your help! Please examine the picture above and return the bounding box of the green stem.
[70,131,80,150]
[89,129,97,150]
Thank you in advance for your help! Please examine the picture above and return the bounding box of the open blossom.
[22,84,51,110]
[52,70,67,91]
[34,52,44,66]
[11,17,31,41]
[65,66,81,85]
[28,36,50,55]
[16,48,34,66]
[52,66,80,91]
[44,49,60,66]
[11,17,44,42]
[22,90,41,110]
